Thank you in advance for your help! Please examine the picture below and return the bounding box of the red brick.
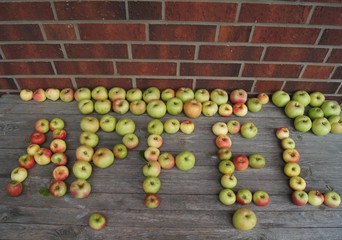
[116,62,177,76]
[199,45,263,61]
[54,61,114,75]
[218,26,252,42]
[0,2,54,20]
[319,29,342,45]
[264,47,328,62]
[44,24,77,40]
[302,65,334,79]
[310,6,342,26]
[283,81,340,94]
[0,62,53,75]
[149,24,216,42]
[196,79,254,92]
[328,49,342,63]
[165,2,237,22]
[132,44,195,60]
[55,1,125,20]
[136,79,193,90]
[180,63,240,77]
[129,1,162,20]
[0,24,43,41]
[16,78,73,90]
[254,80,284,92]
[0,78,17,89]
[1,44,64,59]
[242,64,303,78]
[65,44,128,59]
[79,24,145,41]
[252,26,320,44]
[332,66,342,79]
[75,78,132,89]
[239,4,311,24]
[325,95,342,103]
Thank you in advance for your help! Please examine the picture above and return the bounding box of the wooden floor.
[0,94,341,240]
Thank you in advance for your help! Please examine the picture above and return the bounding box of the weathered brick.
[0,62,53,75]
[332,66,342,79]
[116,62,177,76]
[199,45,263,61]
[132,44,195,60]
[16,78,73,90]
[0,24,43,41]
[44,24,77,40]
[0,2,54,20]
[254,80,284,92]
[79,24,146,41]
[136,79,193,90]
[283,81,340,94]
[149,24,216,42]
[55,1,126,20]
[129,1,162,20]
[218,26,252,42]
[75,78,132,89]
[302,65,334,79]
[319,29,342,45]
[243,64,303,78]
[180,63,241,77]
[0,78,17,89]
[65,44,128,59]
[54,61,114,75]
[264,47,328,62]
[1,44,64,59]
[328,49,342,63]
[196,79,254,92]
[310,6,342,26]
[165,2,237,22]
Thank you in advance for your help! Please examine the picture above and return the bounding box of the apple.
[143,160,161,177]
[45,88,60,101]
[210,88,228,105]
[233,103,248,117]
[89,213,106,231]
[253,190,270,206]
[248,153,266,169]
[27,144,40,156]
[35,119,50,133]
[76,145,94,162]
[92,147,114,168]
[215,135,232,149]
[230,89,247,104]
[78,99,94,114]
[272,90,290,107]
[176,151,196,171]
[79,131,99,148]
[284,162,301,177]
[220,173,237,189]
[324,191,341,208]
[194,88,210,103]
[308,107,324,120]
[30,131,46,145]
[50,139,67,153]
[282,149,300,163]
[129,100,146,115]
[292,90,311,107]
[227,120,240,134]
[74,87,91,102]
[126,88,142,102]
[183,99,202,118]
[147,100,167,118]
[53,128,67,140]
[143,176,161,193]
[52,165,69,181]
[18,154,35,169]
[284,101,305,119]
[51,152,68,166]
[49,117,65,131]
[70,179,91,198]
[217,148,233,161]
[212,122,228,136]
[281,137,296,150]
[112,143,128,159]
[147,134,163,148]
[34,147,52,165]
[144,147,160,161]
[240,122,258,139]
[275,127,290,140]
[257,93,269,104]
[202,101,218,117]
[166,97,183,115]
[112,99,129,114]
[236,189,253,205]
[11,167,28,183]
[292,190,308,206]
[180,119,195,134]
[73,160,92,180]
[95,99,112,114]
[60,88,74,102]
[309,91,325,107]
[176,87,194,103]
[99,114,116,132]
[218,103,233,117]
[108,87,126,101]
[32,88,46,102]
[91,86,108,101]
[289,176,306,191]
[312,117,331,136]
[161,88,175,102]
[294,115,312,133]
[143,87,160,103]
[164,118,180,134]
[233,154,249,171]
[158,152,175,170]
[144,193,161,208]
[122,133,139,149]
[247,98,263,113]
[7,181,23,197]
[219,188,236,205]
[232,208,257,231]
[115,118,136,136]
[321,100,341,118]
[147,119,164,135]
[308,190,325,206]
[329,115,342,134]
[218,160,235,175]
[20,89,33,101]
[49,180,67,197]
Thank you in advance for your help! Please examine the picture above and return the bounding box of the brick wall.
[0,0,341,102]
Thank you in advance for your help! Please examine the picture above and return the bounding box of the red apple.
[18,154,36,169]
[30,131,46,145]
[183,99,202,118]
[233,155,249,171]
[7,180,23,197]
[215,135,232,149]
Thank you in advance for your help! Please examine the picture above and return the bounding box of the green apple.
[248,153,266,169]
[74,88,91,102]
[143,87,160,103]
[147,100,166,118]
[308,107,324,120]
[210,88,228,105]
[247,98,263,112]
[143,176,161,193]
[166,97,183,115]
[161,88,175,102]
[92,147,114,168]
[240,122,258,138]
[292,90,311,107]
[99,114,116,132]
[219,188,236,205]
[310,91,325,107]
[284,101,305,119]
[320,100,341,118]
[175,151,196,171]
[272,90,290,107]
[79,131,99,148]
[147,119,164,135]
[108,87,126,101]
[164,118,180,134]
[20,89,33,101]
[126,88,142,102]
[72,160,92,180]
[294,115,312,133]
[202,101,218,117]
[45,88,60,101]
[78,99,94,114]
[80,116,100,133]
[194,88,210,103]
[176,87,194,103]
[94,99,111,114]
[89,212,106,230]
[329,115,342,134]
[312,117,331,136]
[232,208,257,231]
[91,86,108,101]
[115,118,136,136]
